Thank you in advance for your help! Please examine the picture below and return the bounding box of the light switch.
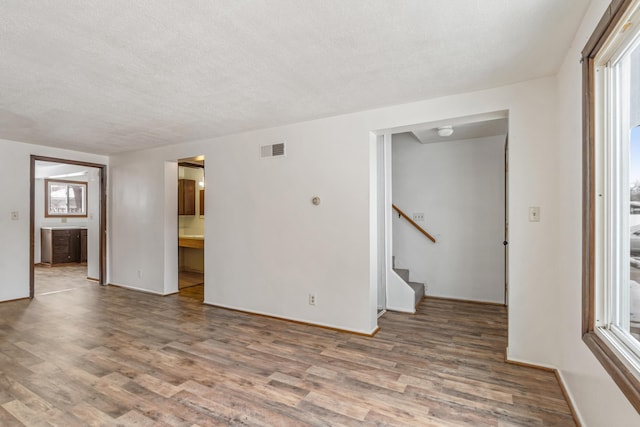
[529,206,540,222]
[10,211,18,220]
[413,213,425,222]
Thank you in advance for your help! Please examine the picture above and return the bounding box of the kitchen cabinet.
[41,227,87,265]
[178,179,196,215]
[80,228,87,263]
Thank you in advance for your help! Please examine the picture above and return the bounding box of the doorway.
[376,111,509,313]
[177,156,205,301]
[29,156,107,297]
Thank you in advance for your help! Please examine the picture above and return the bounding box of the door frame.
[504,135,509,306]
[30,155,107,296]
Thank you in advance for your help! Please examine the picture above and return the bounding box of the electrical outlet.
[10,211,19,220]
[137,270,142,279]
[309,293,316,305]
[529,206,540,222]
[412,212,424,222]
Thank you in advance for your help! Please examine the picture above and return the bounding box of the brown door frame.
[30,155,107,297]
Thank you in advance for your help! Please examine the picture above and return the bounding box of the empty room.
[1,1,640,426]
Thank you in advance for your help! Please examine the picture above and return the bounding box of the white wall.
[109,74,563,342]
[392,133,505,303]
[0,138,107,302]
[110,155,169,295]
[552,0,640,425]
[111,120,375,332]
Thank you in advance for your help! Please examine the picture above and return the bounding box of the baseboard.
[505,354,582,426]
[385,305,416,314]
[107,283,167,296]
[204,302,380,337]
[0,296,31,304]
[554,369,583,426]
[424,295,506,307]
[504,356,555,372]
[86,276,99,282]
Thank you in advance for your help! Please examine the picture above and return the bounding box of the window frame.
[44,178,88,218]
[583,0,640,412]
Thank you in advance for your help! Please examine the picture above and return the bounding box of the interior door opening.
[177,156,205,301]
[29,156,107,297]
[375,111,509,317]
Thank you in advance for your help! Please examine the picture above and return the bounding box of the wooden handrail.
[392,204,436,243]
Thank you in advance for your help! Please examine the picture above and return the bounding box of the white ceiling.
[411,118,509,144]
[0,1,589,154]
[34,160,89,179]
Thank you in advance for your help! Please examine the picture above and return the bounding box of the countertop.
[41,226,88,230]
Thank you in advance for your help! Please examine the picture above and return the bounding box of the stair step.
[408,282,425,306]
[393,268,410,282]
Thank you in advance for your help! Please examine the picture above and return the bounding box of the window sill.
[583,331,640,411]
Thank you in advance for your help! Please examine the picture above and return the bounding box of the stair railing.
[392,204,436,243]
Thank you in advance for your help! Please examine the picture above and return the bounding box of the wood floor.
[0,273,575,426]
[179,272,204,290]
[34,264,91,296]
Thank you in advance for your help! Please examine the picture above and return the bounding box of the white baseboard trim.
[108,283,168,296]
[555,369,584,426]
[203,301,379,336]
[385,305,416,314]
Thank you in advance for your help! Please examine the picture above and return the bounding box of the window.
[583,0,640,412]
[45,179,87,217]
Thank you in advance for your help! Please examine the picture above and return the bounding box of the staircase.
[392,257,425,307]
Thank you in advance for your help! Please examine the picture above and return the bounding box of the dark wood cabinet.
[199,189,204,216]
[80,229,87,263]
[178,179,196,215]
[41,228,87,265]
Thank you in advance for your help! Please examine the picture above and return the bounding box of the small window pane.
[68,185,85,213]
[45,179,87,217]
[631,126,640,342]
[49,184,68,214]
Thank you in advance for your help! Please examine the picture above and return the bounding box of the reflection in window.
[631,126,640,342]
[45,179,87,217]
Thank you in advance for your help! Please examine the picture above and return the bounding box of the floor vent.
[261,142,286,158]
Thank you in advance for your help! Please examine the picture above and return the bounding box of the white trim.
[107,283,168,296]
[593,0,640,381]
[203,301,379,336]
[555,369,585,427]
[596,326,640,383]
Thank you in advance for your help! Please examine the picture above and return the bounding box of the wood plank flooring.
[34,264,91,296]
[0,272,575,426]
[179,272,204,290]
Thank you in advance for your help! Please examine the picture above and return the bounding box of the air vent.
[260,142,286,158]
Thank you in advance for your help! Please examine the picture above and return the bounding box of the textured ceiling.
[0,1,589,154]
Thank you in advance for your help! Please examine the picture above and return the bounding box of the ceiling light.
[437,126,454,137]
